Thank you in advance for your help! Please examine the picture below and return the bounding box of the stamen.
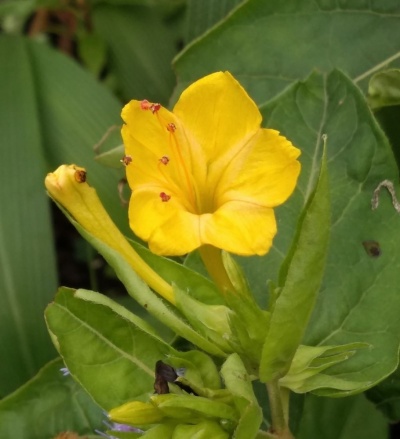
[120,155,132,166]
[140,99,161,114]
[151,103,161,114]
[159,156,169,165]
[166,123,176,132]
[167,126,196,208]
[151,110,197,212]
[140,99,151,110]
[160,192,171,202]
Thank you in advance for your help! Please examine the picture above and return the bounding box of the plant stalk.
[266,381,295,439]
[198,245,236,294]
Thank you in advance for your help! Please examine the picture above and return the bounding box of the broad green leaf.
[92,3,178,104]
[254,70,400,394]
[373,105,400,169]
[367,366,400,422]
[367,69,400,109]
[297,393,388,439]
[45,287,174,410]
[57,206,227,357]
[184,0,244,43]
[27,36,130,234]
[0,358,103,439]
[181,69,400,393]
[0,35,57,396]
[174,0,400,104]
[260,150,330,382]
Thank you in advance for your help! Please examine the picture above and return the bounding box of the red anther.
[150,103,161,113]
[120,155,133,166]
[166,123,176,132]
[140,100,151,110]
[140,100,161,113]
[160,192,171,202]
[159,156,170,165]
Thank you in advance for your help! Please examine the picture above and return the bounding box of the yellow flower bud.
[45,164,175,304]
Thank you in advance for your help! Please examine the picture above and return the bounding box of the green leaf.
[244,69,400,395]
[58,207,227,357]
[131,240,222,305]
[45,287,174,410]
[27,35,130,234]
[279,343,370,394]
[0,1,34,34]
[95,144,125,169]
[174,0,400,104]
[373,104,400,169]
[367,69,400,109]
[0,35,57,396]
[0,358,103,439]
[174,287,234,354]
[184,0,244,43]
[168,350,221,391]
[260,147,330,382]
[297,393,388,439]
[367,365,400,422]
[92,3,178,104]
[220,355,262,439]
[221,354,257,404]
[77,31,107,77]
[233,402,263,439]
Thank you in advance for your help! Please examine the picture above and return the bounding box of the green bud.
[141,423,175,438]
[151,394,238,422]
[173,421,230,439]
[108,400,165,425]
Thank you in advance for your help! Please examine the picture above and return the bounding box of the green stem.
[257,430,277,439]
[266,381,295,439]
[198,245,235,294]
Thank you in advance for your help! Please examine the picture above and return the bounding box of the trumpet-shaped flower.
[122,72,300,256]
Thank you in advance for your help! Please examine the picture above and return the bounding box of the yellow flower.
[122,72,300,256]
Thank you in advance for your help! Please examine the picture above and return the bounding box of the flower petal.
[200,201,277,256]
[216,129,301,208]
[173,72,261,164]
[122,101,176,159]
[122,101,203,209]
[129,188,201,255]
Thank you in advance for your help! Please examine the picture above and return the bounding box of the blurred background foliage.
[1,0,400,438]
